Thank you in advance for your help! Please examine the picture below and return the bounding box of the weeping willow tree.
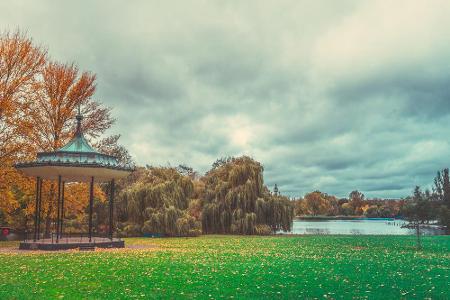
[116,167,201,237]
[202,156,294,234]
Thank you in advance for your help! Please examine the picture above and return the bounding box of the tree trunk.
[416,221,422,250]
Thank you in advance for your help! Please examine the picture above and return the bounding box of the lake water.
[286,219,445,235]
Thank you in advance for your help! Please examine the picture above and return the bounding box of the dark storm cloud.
[1,0,450,198]
[333,71,450,119]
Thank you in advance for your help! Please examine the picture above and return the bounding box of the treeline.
[294,170,450,233]
[294,190,405,218]
[113,156,294,237]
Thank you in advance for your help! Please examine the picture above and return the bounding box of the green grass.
[0,235,449,299]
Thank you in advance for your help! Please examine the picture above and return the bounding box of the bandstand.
[15,111,133,250]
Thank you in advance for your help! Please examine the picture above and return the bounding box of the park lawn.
[0,235,449,299]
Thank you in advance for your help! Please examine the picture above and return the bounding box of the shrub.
[254,224,272,235]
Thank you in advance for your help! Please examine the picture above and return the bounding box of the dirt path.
[0,244,159,254]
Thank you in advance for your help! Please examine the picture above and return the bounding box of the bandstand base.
[19,237,124,250]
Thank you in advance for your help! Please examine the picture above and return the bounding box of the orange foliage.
[0,30,113,231]
[0,30,46,164]
[63,182,106,216]
[29,61,113,151]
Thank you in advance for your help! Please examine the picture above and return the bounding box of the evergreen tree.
[433,169,450,233]
[434,168,450,207]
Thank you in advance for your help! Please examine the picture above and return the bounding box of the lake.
[286,219,445,235]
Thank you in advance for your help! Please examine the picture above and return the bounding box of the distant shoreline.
[295,215,401,221]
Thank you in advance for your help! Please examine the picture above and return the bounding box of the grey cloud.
[2,0,450,198]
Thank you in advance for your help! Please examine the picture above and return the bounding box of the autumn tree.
[29,61,113,151]
[303,191,330,216]
[294,198,306,215]
[0,31,46,231]
[0,30,46,165]
[349,190,365,215]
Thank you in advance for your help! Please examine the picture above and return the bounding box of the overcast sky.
[1,1,450,198]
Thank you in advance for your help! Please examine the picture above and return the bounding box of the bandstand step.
[79,244,96,251]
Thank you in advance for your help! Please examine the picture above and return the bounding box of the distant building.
[274,184,279,196]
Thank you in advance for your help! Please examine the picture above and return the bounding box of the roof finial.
[75,104,83,136]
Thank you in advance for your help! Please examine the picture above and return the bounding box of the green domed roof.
[15,110,133,182]
[58,134,96,153]
[35,113,120,166]
[57,113,97,153]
